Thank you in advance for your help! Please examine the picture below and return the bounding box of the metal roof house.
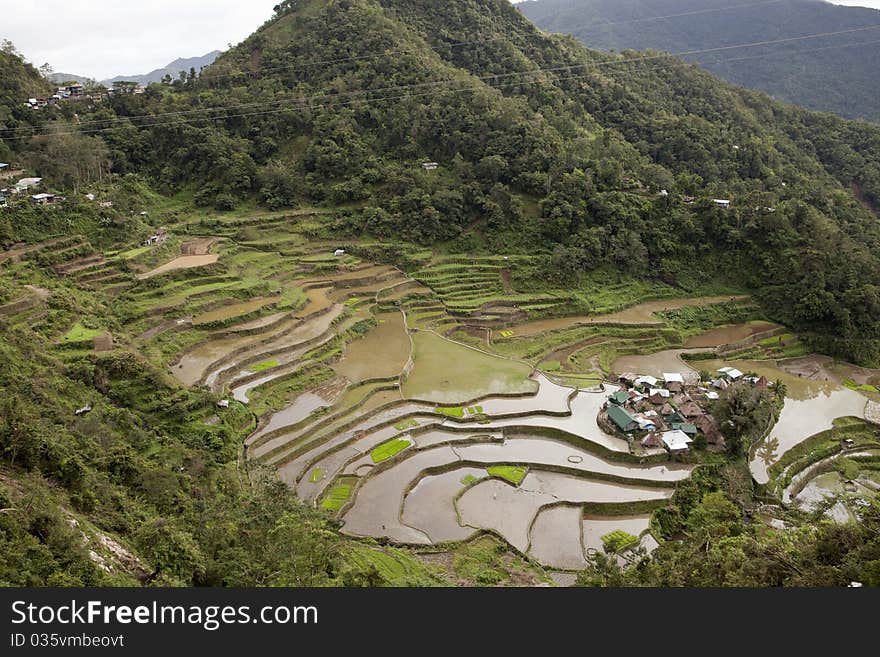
[607,405,637,432]
[717,366,744,380]
[661,429,693,452]
[15,177,42,190]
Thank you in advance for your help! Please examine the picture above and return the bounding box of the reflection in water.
[755,436,780,467]
[696,360,869,484]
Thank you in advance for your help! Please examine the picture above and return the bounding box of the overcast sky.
[0,0,878,80]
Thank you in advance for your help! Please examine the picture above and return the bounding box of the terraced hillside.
[6,208,878,577]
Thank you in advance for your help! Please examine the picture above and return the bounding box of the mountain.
[0,45,52,161]
[48,51,222,87]
[101,51,222,86]
[517,0,880,122]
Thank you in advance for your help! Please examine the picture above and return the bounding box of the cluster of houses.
[0,177,58,207]
[25,82,146,110]
[601,367,773,455]
[0,175,118,210]
[601,371,726,455]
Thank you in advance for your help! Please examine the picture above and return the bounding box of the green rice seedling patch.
[61,322,103,343]
[346,546,444,586]
[320,478,356,511]
[309,468,324,483]
[461,474,480,486]
[117,245,153,260]
[394,418,419,431]
[436,406,465,417]
[601,530,639,553]
[250,359,280,373]
[370,438,412,463]
[843,379,879,393]
[487,465,528,485]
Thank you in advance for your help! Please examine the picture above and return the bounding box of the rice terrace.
[6,205,877,584]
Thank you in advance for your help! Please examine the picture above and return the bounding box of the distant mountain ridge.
[518,0,880,122]
[49,50,221,86]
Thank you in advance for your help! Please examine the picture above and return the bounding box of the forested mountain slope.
[518,0,880,122]
[0,42,51,162]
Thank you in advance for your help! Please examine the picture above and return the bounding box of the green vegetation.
[61,322,103,344]
[843,379,879,394]
[320,480,355,512]
[768,417,878,491]
[461,474,480,486]
[2,0,880,590]
[436,406,465,418]
[451,535,552,586]
[342,545,444,587]
[370,438,411,464]
[250,359,280,373]
[487,466,529,486]
[520,0,880,122]
[600,530,639,554]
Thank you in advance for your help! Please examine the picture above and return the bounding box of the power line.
[5,22,879,137]
[173,0,790,83]
[570,0,788,29]
[4,25,880,141]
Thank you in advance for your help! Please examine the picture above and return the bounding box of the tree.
[25,128,110,192]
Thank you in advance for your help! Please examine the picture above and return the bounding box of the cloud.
[0,0,278,79]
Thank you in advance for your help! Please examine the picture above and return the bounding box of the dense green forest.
[519,0,880,122]
[2,0,880,587]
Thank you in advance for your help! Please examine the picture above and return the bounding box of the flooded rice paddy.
[332,312,411,382]
[402,331,537,402]
[684,322,779,348]
[612,349,705,379]
[691,360,872,484]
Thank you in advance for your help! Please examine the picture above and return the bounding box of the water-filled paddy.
[793,472,856,523]
[402,467,484,543]
[333,311,410,382]
[402,331,536,402]
[611,349,704,379]
[341,447,460,544]
[456,471,671,552]
[684,322,779,348]
[528,505,588,570]
[695,360,870,484]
